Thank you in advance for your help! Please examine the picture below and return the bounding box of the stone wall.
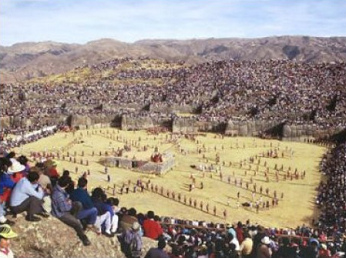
[225,120,281,137]
[150,104,197,114]
[68,114,115,128]
[282,124,345,141]
[140,158,175,174]
[104,155,175,175]
[172,117,199,133]
[0,115,66,130]
[121,115,171,131]
[0,116,11,128]
[3,112,343,143]
[197,120,227,133]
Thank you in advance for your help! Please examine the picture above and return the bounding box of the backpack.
[120,230,142,258]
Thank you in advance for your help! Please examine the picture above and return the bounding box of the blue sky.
[1,0,346,46]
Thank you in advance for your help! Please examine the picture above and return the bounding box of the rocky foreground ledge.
[10,215,164,258]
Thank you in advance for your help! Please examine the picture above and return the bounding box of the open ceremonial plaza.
[13,127,326,228]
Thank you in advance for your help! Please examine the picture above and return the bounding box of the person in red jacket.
[236,221,244,244]
[142,210,163,240]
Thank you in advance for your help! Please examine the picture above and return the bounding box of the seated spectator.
[4,152,16,163]
[142,210,163,240]
[275,237,296,258]
[7,160,25,183]
[51,176,91,246]
[228,243,240,258]
[9,171,49,222]
[240,231,253,258]
[0,159,15,226]
[120,221,142,258]
[299,238,319,258]
[45,160,59,187]
[31,163,52,213]
[32,163,52,193]
[69,177,98,230]
[229,230,240,251]
[17,155,30,176]
[106,197,120,234]
[120,208,139,233]
[0,224,18,258]
[90,187,113,237]
[144,238,169,258]
[236,221,244,244]
[196,244,208,258]
[61,170,75,195]
[256,236,272,258]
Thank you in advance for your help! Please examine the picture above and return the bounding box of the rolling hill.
[1,36,346,83]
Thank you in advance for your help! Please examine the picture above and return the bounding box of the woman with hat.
[0,224,17,258]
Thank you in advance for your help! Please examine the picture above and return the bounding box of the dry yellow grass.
[14,128,326,229]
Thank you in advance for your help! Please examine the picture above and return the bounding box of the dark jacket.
[70,188,94,209]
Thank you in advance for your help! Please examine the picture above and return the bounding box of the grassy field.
[14,128,327,229]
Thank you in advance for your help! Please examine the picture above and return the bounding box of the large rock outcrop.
[11,215,163,258]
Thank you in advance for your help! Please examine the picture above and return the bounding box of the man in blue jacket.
[70,177,98,230]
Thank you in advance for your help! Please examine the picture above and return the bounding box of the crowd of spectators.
[1,138,346,257]
[1,58,345,137]
[316,142,346,244]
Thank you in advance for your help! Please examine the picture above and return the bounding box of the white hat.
[261,236,271,245]
[132,222,140,231]
[7,161,25,174]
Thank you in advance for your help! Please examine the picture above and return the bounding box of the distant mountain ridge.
[1,36,346,83]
